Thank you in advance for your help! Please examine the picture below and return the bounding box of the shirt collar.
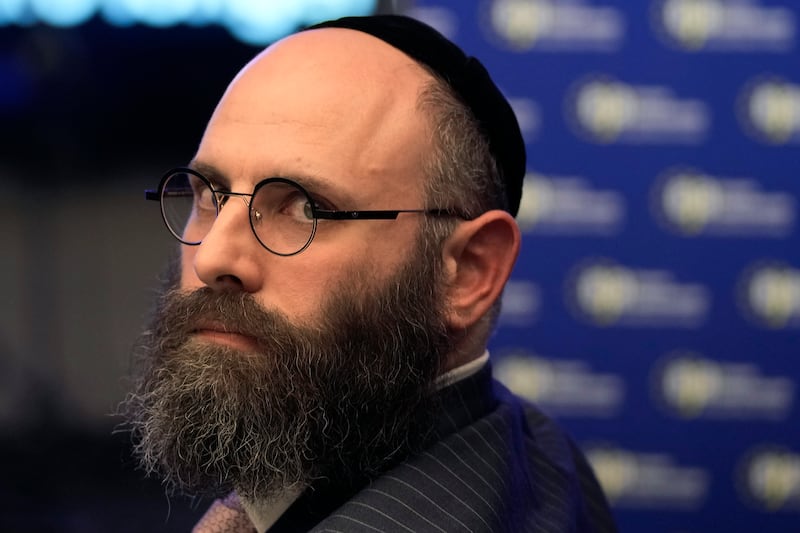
[435,350,490,389]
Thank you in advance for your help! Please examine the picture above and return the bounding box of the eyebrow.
[187,159,358,206]
[188,160,231,188]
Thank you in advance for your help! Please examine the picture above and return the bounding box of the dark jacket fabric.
[196,365,617,532]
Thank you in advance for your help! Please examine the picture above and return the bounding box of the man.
[123,14,616,532]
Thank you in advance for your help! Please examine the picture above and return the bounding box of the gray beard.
[119,244,451,502]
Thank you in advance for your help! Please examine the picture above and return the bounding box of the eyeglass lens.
[160,170,317,256]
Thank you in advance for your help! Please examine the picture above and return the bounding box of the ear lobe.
[441,210,521,331]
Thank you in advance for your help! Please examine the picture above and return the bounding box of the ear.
[441,210,521,332]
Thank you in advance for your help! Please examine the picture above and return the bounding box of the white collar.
[240,487,302,533]
[435,350,490,389]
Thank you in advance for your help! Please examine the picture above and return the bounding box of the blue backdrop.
[0,0,797,531]
[405,1,799,531]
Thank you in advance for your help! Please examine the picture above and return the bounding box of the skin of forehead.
[198,28,437,203]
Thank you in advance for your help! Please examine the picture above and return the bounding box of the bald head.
[231,27,431,107]
[196,28,438,207]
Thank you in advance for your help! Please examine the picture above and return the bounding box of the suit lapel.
[309,366,511,532]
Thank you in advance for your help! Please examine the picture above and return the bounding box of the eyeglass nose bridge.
[213,190,266,231]
[216,190,254,211]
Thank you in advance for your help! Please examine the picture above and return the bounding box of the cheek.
[279,260,348,305]
[267,254,379,322]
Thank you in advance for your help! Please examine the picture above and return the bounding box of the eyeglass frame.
[145,167,472,256]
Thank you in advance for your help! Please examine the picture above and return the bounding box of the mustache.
[149,287,300,353]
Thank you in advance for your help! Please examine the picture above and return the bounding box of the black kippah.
[307,14,526,217]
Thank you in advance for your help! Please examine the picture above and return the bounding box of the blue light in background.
[0,0,32,25]
[98,0,134,26]
[223,0,303,46]
[302,0,376,26]
[29,0,94,26]
[110,0,197,28]
[183,0,223,27]
[0,0,378,43]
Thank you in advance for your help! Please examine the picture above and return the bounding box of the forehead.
[195,28,437,205]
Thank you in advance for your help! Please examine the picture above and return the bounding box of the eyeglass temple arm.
[314,209,401,220]
[313,209,463,220]
[144,191,471,221]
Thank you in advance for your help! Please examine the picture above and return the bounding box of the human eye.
[282,189,316,222]
[189,176,217,215]
[250,181,311,225]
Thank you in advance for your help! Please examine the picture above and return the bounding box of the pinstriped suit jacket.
[263,365,616,532]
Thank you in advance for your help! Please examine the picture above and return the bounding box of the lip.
[193,321,259,352]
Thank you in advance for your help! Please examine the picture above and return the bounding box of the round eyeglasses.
[145,167,470,256]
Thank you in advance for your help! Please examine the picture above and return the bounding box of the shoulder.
[313,374,617,532]
[488,379,617,532]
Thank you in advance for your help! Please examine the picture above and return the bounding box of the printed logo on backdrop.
[585,446,710,509]
[406,6,460,41]
[652,0,796,52]
[507,97,541,141]
[497,280,541,326]
[738,76,800,144]
[479,0,624,52]
[566,259,710,327]
[566,76,710,144]
[738,262,800,329]
[406,10,544,143]
[494,350,624,417]
[738,447,800,511]
[651,351,795,420]
[651,169,796,237]
[517,173,625,235]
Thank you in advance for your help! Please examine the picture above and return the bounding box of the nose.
[191,196,264,293]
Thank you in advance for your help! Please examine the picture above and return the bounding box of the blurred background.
[1,0,798,531]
